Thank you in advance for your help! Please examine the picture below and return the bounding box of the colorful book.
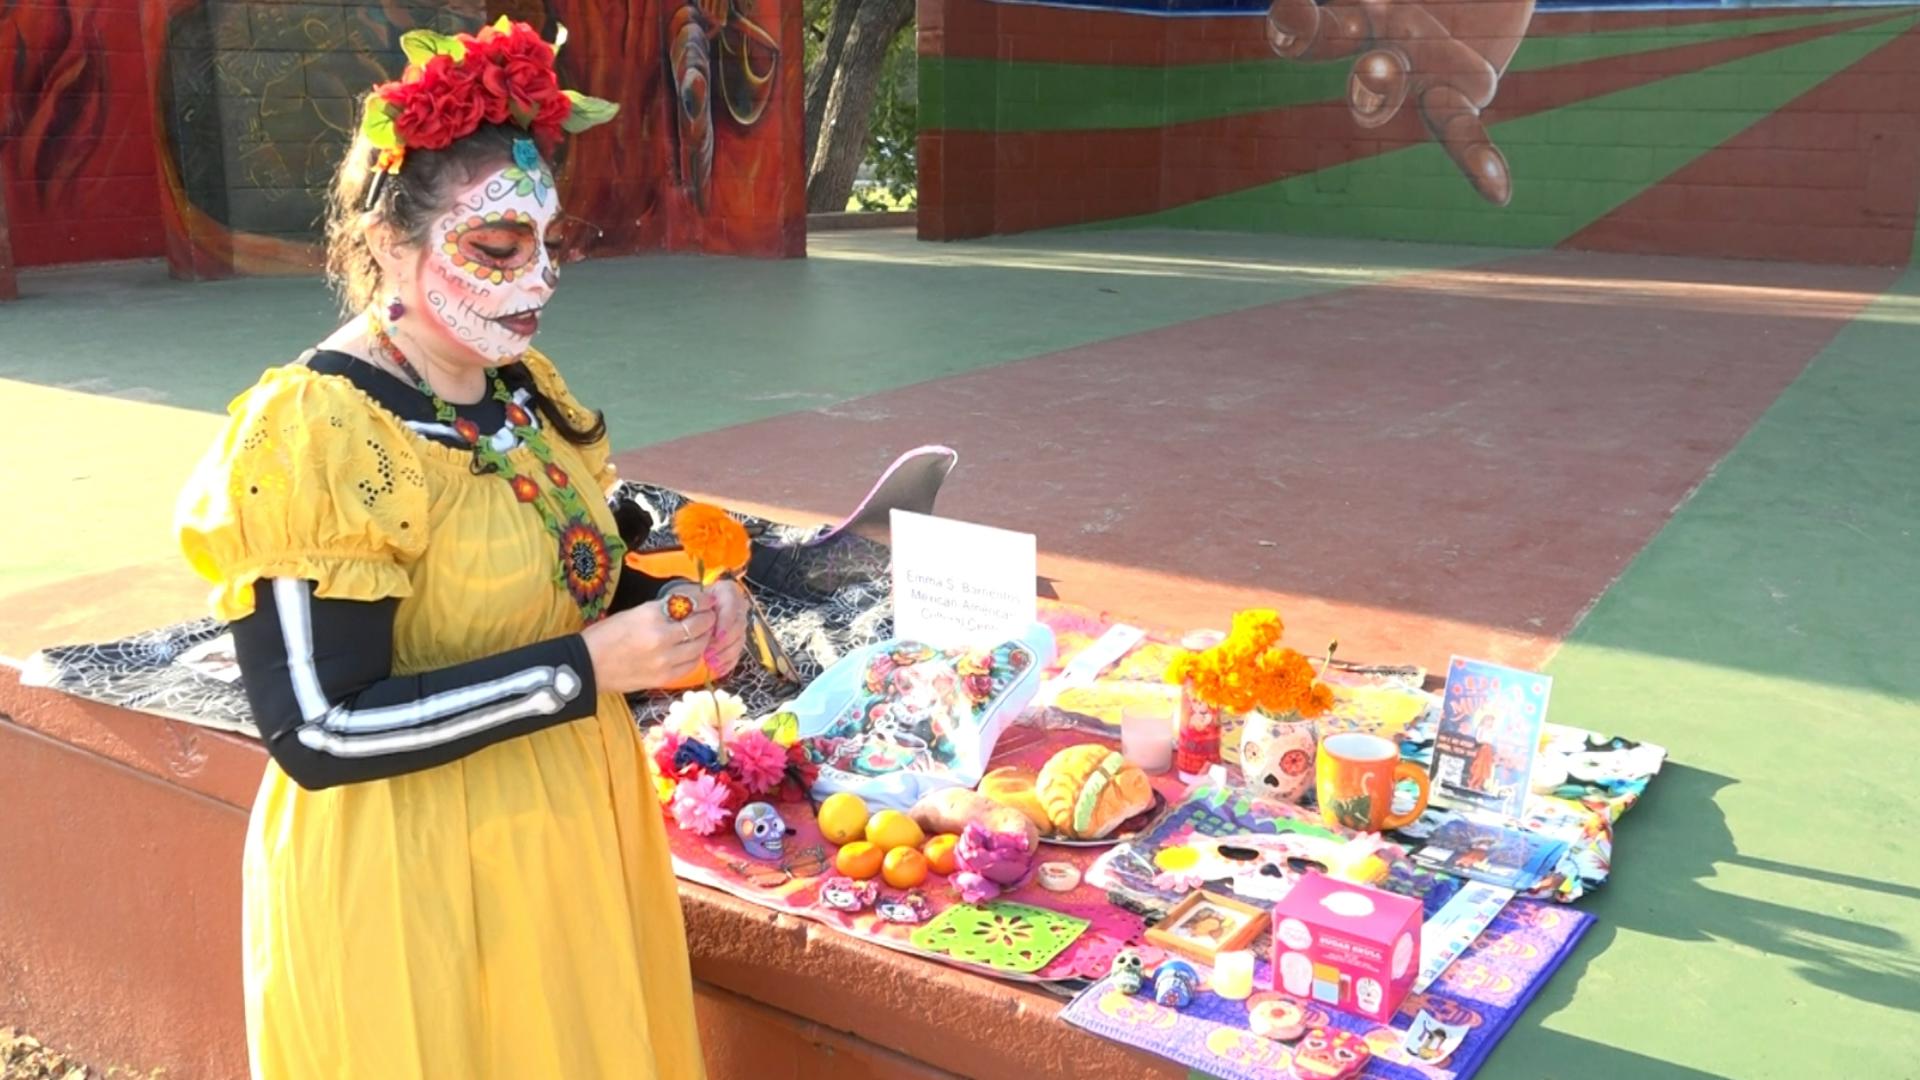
[1430,657,1552,820]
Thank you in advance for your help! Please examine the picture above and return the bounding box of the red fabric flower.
[711,768,751,817]
[778,743,820,802]
[452,418,481,445]
[544,462,570,489]
[651,730,687,779]
[380,55,490,151]
[510,475,541,503]
[506,402,532,427]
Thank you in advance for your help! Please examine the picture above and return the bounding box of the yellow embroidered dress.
[176,351,703,1078]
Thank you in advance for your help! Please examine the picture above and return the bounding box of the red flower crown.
[362,18,618,176]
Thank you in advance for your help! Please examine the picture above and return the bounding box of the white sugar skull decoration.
[1239,712,1317,804]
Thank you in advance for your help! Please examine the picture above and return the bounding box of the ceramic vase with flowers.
[1165,610,1335,804]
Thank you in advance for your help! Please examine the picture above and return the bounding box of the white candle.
[1121,705,1175,773]
[1213,950,1255,1001]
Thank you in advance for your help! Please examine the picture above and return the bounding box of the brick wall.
[918,0,1920,265]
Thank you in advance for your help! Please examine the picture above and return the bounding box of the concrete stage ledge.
[0,664,1177,1079]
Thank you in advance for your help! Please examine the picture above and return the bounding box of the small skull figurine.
[819,875,879,912]
[733,802,788,861]
[1290,1026,1372,1079]
[1153,960,1200,1009]
[1109,948,1147,995]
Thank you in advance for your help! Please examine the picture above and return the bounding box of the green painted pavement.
[0,230,1501,449]
[1485,270,1920,1077]
[919,9,1867,133]
[1107,15,1915,248]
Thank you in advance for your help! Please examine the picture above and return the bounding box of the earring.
[386,296,405,322]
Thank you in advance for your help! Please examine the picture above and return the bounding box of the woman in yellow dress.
[175,22,728,1077]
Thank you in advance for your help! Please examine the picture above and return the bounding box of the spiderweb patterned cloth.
[19,482,897,736]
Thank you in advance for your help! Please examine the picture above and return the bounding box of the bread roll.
[1036,744,1156,840]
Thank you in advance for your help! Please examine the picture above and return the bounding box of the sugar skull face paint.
[416,155,561,362]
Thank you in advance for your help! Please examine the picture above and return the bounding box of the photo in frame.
[1145,890,1270,963]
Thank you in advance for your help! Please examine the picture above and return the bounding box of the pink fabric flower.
[727,731,788,796]
[952,821,1036,903]
[670,772,733,836]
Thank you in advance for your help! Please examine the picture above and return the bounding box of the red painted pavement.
[614,251,1895,671]
[1566,23,1920,265]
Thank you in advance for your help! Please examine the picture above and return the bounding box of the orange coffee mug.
[1316,732,1430,832]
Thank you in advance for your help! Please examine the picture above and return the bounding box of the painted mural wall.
[1,0,167,265]
[0,0,802,275]
[918,0,1920,264]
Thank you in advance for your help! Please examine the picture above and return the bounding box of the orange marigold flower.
[673,502,751,584]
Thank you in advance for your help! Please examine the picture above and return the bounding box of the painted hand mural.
[1265,0,1535,205]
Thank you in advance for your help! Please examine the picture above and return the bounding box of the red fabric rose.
[651,731,686,780]
[382,55,489,150]
[712,768,751,817]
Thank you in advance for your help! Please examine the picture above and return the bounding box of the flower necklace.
[367,315,623,622]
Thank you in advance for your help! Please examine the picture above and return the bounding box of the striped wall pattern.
[917,0,1920,264]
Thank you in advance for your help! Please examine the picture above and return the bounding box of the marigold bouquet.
[1165,608,1334,717]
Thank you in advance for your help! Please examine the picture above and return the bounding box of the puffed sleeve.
[517,348,616,491]
[176,366,430,622]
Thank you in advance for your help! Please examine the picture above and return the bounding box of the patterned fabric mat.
[18,481,898,736]
[1061,899,1593,1080]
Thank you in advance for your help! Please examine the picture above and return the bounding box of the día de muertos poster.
[1430,658,1550,820]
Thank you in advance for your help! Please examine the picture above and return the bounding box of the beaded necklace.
[368,315,623,622]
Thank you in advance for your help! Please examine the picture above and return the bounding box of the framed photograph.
[1145,890,1270,963]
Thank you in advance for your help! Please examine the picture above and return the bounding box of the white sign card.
[890,509,1037,648]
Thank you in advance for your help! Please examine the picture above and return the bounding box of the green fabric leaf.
[1234,797,1252,816]
[399,29,465,65]
[560,89,620,133]
[515,177,535,197]
[360,102,399,150]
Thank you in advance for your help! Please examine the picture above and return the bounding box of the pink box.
[1269,872,1422,1023]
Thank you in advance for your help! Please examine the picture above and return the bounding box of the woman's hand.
[705,578,749,677]
[581,595,717,694]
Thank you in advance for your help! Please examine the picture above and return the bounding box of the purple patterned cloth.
[1061,898,1591,1080]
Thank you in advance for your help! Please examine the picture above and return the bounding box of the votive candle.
[1121,705,1175,774]
[1212,950,1255,1001]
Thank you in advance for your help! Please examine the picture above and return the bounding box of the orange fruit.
[922,834,960,875]
[865,809,926,852]
[834,840,884,880]
[816,792,870,846]
[882,846,930,889]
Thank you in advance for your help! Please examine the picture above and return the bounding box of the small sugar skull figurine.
[1109,948,1147,995]
[1153,960,1200,1009]
[875,891,931,925]
[734,802,788,861]
[1290,1027,1371,1080]
[819,875,878,912]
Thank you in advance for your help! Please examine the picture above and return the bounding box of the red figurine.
[1176,688,1222,776]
